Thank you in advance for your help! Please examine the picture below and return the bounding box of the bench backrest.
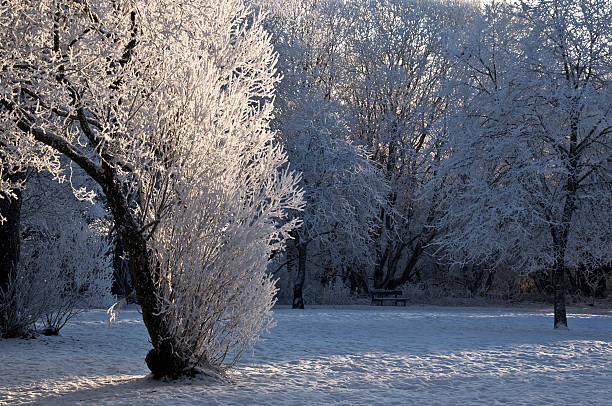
[371,289,403,297]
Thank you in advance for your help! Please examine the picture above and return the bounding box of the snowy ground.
[1,305,611,405]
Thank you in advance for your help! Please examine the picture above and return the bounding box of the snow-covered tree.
[1,166,112,338]
[434,0,612,328]
[279,95,388,308]
[256,0,346,103]
[0,0,302,377]
[260,0,389,306]
[334,0,474,289]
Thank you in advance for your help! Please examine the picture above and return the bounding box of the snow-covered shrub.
[134,1,303,374]
[20,223,113,336]
[0,266,46,338]
[150,119,299,371]
[1,168,113,338]
[2,224,113,338]
[13,165,114,336]
[318,278,356,305]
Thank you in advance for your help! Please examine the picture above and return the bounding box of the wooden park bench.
[370,289,408,306]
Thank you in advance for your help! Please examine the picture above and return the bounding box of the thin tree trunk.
[0,191,20,294]
[0,173,24,338]
[549,221,570,329]
[112,234,133,301]
[552,257,567,329]
[550,104,579,329]
[549,198,573,330]
[290,233,307,309]
[373,245,390,289]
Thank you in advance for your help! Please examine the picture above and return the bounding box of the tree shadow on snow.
[31,373,228,405]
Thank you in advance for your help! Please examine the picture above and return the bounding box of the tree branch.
[1,99,105,185]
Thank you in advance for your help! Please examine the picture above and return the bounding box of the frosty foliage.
[338,0,476,288]
[0,0,607,361]
[260,0,476,290]
[21,219,114,335]
[433,0,612,276]
[259,0,390,296]
[279,95,388,275]
[254,0,609,317]
[0,171,114,337]
[0,0,302,374]
[142,1,302,371]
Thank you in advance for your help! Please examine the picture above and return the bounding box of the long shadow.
[30,373,229,405]
[17,307,612,404]
[261,307,612,359]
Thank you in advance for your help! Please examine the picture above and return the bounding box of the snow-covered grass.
[1,305,611,405]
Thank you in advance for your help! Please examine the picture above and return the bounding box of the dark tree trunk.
[552,257,568,329]
[549,195,574,330]
[373,245,390,289]
[385,243,423,290]
[289,233,307,309]
[0,190,20,295]
[375,238,430,290]
[112,234,134,301]
[0,174,24,338]
[549,108,579,329]
[100,165,186,378]
[380,242,406,288]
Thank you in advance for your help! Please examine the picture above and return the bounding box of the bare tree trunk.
[385,243,423,290]
[112,234,133,301]
[549,108,579,330]
[0,192,20,294]
[0,173,24,338]
[289,232,307,309]
[549,202,573,330]
[552,257,567,329]
[293,244,307,309]
[373,244,390,289]
[100,165,187,378]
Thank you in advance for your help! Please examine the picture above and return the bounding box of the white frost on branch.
[1,0,303,373]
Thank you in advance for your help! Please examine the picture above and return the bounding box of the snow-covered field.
[1,305,611,405]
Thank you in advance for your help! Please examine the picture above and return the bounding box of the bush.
[19,221,114,336]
